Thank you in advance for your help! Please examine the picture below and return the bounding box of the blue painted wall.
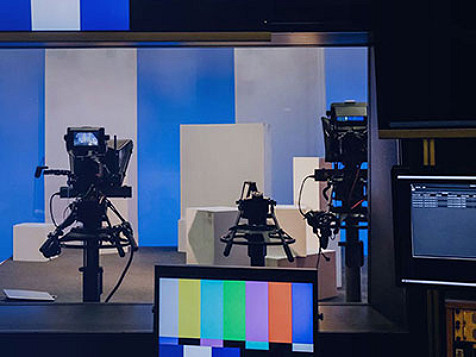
[324,47,368,254]
[325,48,368,108]
[137,48,235,246]
[0,50,45,261]
[81,0,130,31]
[0,1,31,31]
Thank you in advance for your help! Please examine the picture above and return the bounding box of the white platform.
[185,207,249,266]
[13,223,56,262]
[185,205,323,266]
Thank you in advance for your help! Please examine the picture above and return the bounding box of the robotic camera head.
[322,101,368,164]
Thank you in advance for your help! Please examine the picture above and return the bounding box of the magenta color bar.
[245,281,269,342]
[201,339,223,347]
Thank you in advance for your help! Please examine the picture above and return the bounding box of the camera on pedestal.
[35,127,138,302]
[221,181,295,267]
[301,101,368,302]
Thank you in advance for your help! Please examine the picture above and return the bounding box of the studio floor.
[0,247,368,303]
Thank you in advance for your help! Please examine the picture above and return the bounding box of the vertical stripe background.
[0,50,45,262]
[159,278,179,338]
[268,282,293,343]
[179,279,201,339]
[0,47,366,259]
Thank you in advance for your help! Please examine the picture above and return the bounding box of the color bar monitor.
[393,167,476,288]
[154,265,318,356]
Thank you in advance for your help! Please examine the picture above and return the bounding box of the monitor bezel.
[154,264,319,356]
[392,167,476,288]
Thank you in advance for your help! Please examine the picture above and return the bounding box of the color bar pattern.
[159,278,314,354]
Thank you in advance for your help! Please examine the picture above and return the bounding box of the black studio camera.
[35,127,137,302]
[36,127,133,198]
[322,101,368,164]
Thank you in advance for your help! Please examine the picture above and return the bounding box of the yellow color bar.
[179,279,201,339]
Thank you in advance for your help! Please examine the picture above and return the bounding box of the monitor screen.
[392,169,476,288]
[154,265,317,357]
[73,131,99,147]
[411,182,476,260]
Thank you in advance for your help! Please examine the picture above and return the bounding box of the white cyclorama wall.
[234,48,327,204]
[180,123,271,235]
[44,49,138,241]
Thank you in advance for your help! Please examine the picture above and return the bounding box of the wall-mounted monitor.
[154,265,318,356]
[393,167,476,288]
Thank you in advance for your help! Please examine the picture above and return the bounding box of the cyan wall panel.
[138,48,235,246]
[0,50,45,261]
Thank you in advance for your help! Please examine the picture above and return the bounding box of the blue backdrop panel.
[138,48,235,246]
[325,47,368,254]
[0,1,31,31]
[81,0,130,31]
[0,50,45,261]
[325,48,368,108]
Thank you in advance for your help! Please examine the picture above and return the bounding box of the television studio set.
[0,1,474,356]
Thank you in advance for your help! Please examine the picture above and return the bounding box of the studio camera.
[36,127,133,198]
[299,101,368,302]
[35,127,137,302]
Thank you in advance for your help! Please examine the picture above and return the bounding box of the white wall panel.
[31,0,80,31]
[44,49,138,240]
[235,48,327,204]
[180,123,270,219]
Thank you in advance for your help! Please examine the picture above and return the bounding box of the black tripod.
[40,188,138,302]
[221,182,295,267]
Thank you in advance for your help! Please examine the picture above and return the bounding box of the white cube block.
[274,205,318,258]
[185,207,249,266]
[13,223,57,262]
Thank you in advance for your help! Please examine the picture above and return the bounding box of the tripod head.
[221,182,295,266]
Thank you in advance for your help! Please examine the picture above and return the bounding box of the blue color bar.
[159,278,179,338]
[0,1,31,30]
[212,347,240,357]
[292,283,314,345]
[201,280,224,340]
[159,344,183,357]
[80,0,129,31]
[159,337,178,345]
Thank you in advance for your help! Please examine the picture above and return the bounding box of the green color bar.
[178,279,201,338]
[223,281,246,341]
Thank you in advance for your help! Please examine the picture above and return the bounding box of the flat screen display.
[411,183,476,260]
[73,132,99,147]
[155,265,317,357]
[392,169,476,288]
